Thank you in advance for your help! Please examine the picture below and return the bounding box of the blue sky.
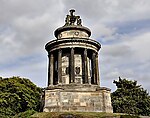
[0,0,150,92]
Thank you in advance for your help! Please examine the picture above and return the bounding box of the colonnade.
[47,47,99,86]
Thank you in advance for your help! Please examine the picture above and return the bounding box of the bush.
[111,77,150,115]
[0,76,42,118]
[120,115,140,118]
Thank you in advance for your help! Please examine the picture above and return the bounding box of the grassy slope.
[31,112,121,118]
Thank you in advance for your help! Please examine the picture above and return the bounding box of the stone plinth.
[43,84,113,113]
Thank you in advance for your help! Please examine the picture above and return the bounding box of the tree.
[111,77,150,116]
[0,76,42,118]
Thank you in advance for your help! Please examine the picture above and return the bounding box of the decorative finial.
[64,9,82,26]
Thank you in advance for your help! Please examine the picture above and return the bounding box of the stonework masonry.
[44,84,112,112]
[44,9,113,113]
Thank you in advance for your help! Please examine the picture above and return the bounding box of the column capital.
[92,51,96,55]
[95,52,98,57]
[58,49,62,53]
[84,48,87,53]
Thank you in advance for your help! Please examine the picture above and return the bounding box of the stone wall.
[61,54,92,84]
[43,85,113,113]
[62,55,69,84]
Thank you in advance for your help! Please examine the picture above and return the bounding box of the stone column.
[48,54,50,86]
[95,53,100,85]
[58,49,62,84]
[92,52,96,84]
[50,53,54,85]
[70,48,75,83]
[84,48,88,84]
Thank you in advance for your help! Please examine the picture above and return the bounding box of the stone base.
[43,84,113,113]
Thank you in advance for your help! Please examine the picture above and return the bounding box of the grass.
[31,112,121,118]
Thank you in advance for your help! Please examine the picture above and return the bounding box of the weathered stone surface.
[43,85,113,113]
[57,30,89,39]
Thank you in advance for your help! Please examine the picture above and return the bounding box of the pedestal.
[43,84,113,113]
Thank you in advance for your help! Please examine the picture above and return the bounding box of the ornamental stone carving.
[64,9,82,26]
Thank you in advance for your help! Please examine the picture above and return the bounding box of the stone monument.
[44,9,113,113]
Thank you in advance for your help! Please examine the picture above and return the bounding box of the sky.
[0,0,150,93]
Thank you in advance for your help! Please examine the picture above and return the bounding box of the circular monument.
[44,9,113,113]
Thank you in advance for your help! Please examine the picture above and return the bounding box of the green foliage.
[120,115,140,118]
[14,109,37,118]
[0,76,42,118]
[111,77,150,116]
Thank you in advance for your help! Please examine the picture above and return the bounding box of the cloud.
[0,53,47,87]
[0,0,65,65]
[126,32,150,62]
[0,0,65,87]
[100,30,150,92]
[0,0,150,93]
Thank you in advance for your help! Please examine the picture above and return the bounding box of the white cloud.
[126,32,150,62]
[0,0,150,93]
[91,23,117,40]
[100,30,150,92]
